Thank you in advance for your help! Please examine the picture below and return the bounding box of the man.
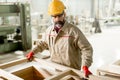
[26,0,93,77]
[92,18,102,33]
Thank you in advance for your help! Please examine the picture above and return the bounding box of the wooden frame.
[0,58,120,80]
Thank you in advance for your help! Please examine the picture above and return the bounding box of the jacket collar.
[52,21,69,33]
[61,21,69,32]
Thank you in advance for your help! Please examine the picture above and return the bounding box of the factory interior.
[0,0,120,80]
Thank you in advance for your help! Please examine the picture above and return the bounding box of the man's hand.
[82,66,92,77]
[26,51,34,61]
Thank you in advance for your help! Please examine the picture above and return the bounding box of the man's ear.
[63,12,66,17]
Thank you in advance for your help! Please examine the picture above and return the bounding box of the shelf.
[0,25,20,36]
[0,13,19,17]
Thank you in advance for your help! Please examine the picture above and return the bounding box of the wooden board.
[0,69,23,80]
[44,69,83,80]
[0,58,27,69]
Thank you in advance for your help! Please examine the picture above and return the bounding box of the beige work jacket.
[33,21,93,70]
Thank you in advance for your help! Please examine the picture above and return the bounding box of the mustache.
[55,21,64,26]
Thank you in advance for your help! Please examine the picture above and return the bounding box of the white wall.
[63,0,91,16]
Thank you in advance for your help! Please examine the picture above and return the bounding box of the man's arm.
[26,41,48,60]
[76,28,93,77]
[32,41,48,53]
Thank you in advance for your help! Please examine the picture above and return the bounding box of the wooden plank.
[89,75,120,80]
[45,69,72,80]
[60,75,80,80]
[45,69,84,80]
[0,69,23,80]
[34,58,74,72]
[0,58,27,69]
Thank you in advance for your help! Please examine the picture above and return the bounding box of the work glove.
[26,51,34,61]
[82,66,92,77]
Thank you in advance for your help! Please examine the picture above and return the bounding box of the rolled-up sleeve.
[32,41,48,54]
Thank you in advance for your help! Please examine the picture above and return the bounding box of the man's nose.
[55,16,61,21]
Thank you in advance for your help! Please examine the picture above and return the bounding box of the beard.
[54,21,65,28]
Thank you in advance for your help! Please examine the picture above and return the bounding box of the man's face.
[51,12,65,27]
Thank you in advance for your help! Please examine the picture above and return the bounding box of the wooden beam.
[0,58,27,69]
[0,69,23,80]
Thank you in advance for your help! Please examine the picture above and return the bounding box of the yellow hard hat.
[48,0,66,16]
